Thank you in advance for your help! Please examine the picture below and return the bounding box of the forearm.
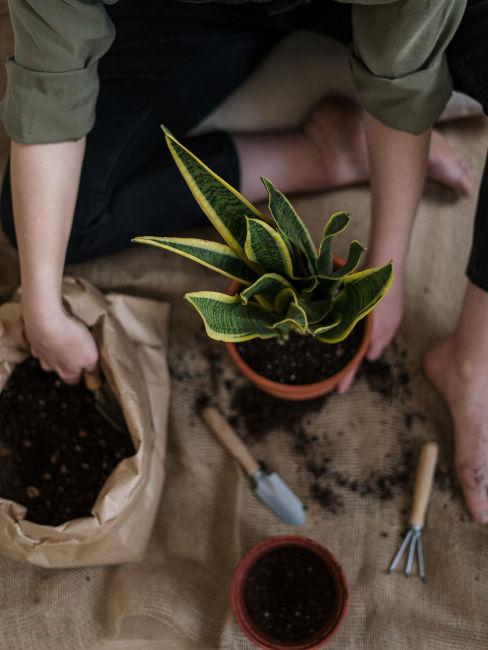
[10,138,85,319]
[364,112,430,267]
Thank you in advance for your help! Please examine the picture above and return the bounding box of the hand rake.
[388,441,439,582]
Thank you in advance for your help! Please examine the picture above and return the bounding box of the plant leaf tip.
[160,124,176,140]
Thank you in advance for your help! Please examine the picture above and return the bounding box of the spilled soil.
[188,336,458,516]
[225,363,417,514]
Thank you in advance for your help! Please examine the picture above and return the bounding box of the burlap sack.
[0,119,487,646]
[73,120,487,650]
[0,277,169,568]
[0,2,487,643]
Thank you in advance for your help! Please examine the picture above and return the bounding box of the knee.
[66,220,107,265]
[66,188,111,264]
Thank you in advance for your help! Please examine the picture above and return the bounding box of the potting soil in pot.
[243,545,336,643]
[236,322,364,384]
[0,358,135,526]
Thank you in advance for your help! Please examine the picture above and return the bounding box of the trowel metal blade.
[252,470,305,526]
[94,383,129,436]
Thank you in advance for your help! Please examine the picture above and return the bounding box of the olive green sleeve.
[350,0,467,134]
[0,0,115,144]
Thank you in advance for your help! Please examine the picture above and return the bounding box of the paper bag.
[0,277,169,567]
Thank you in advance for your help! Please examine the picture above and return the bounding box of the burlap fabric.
[1,2,488,648]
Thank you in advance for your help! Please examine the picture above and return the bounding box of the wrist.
[20,267,63,310]
[366,239,408,270]
[22,290,64,327]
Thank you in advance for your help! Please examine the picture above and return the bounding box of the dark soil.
[243,545,336,643]
[0,358,135,526]
[236,322,364,385]
[191,335,461,519]
[225,342,428,514]
[228,384,327,442]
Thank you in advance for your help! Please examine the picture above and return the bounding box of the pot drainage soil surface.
[236,323,364,384]
[0,358,135,526]
[243,545,336,643]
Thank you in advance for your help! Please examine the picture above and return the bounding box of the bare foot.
[428,130,476,196]
[303,98,369,189]
[234,98,369,200]
[303,99,475,195]
[424,336,488,523]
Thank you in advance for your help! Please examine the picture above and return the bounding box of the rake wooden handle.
[409,442,439,528]
[83,367,102,392]
[202,406,260,477]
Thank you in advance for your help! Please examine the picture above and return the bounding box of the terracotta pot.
[224,260,372,400]
[231,535,348,650]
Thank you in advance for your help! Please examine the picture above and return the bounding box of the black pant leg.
[1,0,280,264]
[77,0,352,264]
[71,130,240,262]
[467,156,488,291]
[70,1,286,263]
[448,0,488,291]
[279,0,352,44]
[0,164,14,248]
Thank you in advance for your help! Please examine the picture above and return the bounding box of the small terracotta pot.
[231,535,348,650]
[224,261,372,400]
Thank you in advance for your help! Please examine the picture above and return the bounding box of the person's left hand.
[337,266,405,394]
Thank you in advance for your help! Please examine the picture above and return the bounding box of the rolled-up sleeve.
[0,0,115,144]
[350,0,466,134]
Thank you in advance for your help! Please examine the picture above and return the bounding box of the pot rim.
[231,535,348,650]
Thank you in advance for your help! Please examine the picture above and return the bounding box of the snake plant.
[133,127,393,344]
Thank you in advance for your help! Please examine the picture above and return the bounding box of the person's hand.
[337,260,405,394]
[23,303,99,385]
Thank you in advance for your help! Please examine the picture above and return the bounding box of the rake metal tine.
[388,528,413,574]
[417,533,426,582]
[405,530,419,577]
[388,443,438,581]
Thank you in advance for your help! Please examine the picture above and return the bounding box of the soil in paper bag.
[0,358,135,526]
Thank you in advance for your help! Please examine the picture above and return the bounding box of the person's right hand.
[23,304,99,385]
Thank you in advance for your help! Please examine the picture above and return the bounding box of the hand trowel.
[84,367,129,435]
[202,406,305,526]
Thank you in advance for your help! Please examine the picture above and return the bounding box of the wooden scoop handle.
[83,367,102,392]
[410,442,439,528]
[202,406,259,477]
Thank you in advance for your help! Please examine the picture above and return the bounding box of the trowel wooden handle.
[202,406,260,477]
[410,442,439,528]
[83,367,102,392]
